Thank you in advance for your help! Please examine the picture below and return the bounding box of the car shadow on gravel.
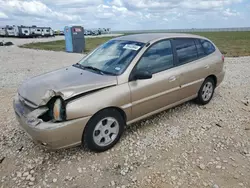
[124,100,197,134]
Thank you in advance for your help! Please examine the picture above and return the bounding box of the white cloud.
[0,0,247,30]
[107,0,245,27]
[43,0,102,6]
[0,0,82,22]
[0,11,8,18]
[223,8,240,16]
[110,0,242,11]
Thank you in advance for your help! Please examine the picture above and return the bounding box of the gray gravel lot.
[0,34,122,46]
[0,42,250,188]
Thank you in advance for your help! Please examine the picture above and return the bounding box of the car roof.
[114,33,206,43]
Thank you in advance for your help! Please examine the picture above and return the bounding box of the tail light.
[222,55,225,62]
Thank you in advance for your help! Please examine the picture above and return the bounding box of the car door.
[128,40,181,120]
[172,38,210,99]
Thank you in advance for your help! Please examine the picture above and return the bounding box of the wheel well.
[207,75,217,87]
[95,107,127,122]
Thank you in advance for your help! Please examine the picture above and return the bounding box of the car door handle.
[204,65,210,69]
[168,76,176,82]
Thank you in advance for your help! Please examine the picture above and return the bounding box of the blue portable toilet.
[64,26,85,53]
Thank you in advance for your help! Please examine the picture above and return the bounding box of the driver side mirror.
[133,70,152,80]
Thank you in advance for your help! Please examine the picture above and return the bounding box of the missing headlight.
[39,97,66,122]
[52,97,66,122]
[53,98,63,121]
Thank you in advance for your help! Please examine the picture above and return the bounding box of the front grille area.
[17,95,37,116]
[18,95,37,110]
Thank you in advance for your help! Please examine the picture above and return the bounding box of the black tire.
[196,77,215,105]
[82,109,125,152]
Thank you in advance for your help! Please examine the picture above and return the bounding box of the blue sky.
[0,0,249,31]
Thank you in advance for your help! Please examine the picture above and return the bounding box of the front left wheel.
[82,109,125,152]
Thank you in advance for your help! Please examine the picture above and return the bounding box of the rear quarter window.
[199,39,216,55]
[195,39,206,58]
[174,38,198,66]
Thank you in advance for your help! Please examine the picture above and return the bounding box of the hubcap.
[201,81,214,101]
[93,117,119,147]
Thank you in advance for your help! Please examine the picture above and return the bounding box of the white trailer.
[0,27,6,37]
[50,29,54,36]
[6,26,15,36]
[18,26,31,37]
[13,25,19,37]
[41,27,54,37]
[42,28,50,36]
[30,27,42,37]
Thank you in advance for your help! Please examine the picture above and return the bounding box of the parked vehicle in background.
[59,31,64,35]
[93,30,99,35]
[41,27,53,37]
[6,26,15,37]
[30,26,42,37]
[98,28,111,34]
[0,27,6,37]
[13,33,225,152]
[18,26,31,38]
[84,30,92,35]
[0,25,54,38]
[54,30,64,36]
[54,30,60,35]
[49,29,54,37]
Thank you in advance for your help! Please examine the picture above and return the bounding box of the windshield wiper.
[73,63,116,76]
[82,66,105,75]
[83,65,117,76]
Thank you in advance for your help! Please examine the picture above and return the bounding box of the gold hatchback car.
[14,33,225,152]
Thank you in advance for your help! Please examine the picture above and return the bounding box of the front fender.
[65,83,131,121]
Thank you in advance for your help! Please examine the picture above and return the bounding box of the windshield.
[78,40,145,75]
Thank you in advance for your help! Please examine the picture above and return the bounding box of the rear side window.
[136,40,174,74]
[195,39,206,58]
[174,38,198,65]
[200,39,215,55]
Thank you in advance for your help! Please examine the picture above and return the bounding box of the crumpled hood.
[18,66,117,106]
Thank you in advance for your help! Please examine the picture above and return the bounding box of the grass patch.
[21,36,114,53]
[20,32,250,57]
[191,31,250,57]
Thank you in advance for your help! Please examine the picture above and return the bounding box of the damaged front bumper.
[13,94,91,149]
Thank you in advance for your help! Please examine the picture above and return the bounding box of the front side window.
[78,40,145,75]
[200,39,215,55]
[135,40,174,74]
[174,38,198,65]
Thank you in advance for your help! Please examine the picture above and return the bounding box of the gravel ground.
[0,34,122,46]
[0,44,250,188]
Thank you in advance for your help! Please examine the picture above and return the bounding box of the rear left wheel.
[196,77,215,105]
[82,109,125,152]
